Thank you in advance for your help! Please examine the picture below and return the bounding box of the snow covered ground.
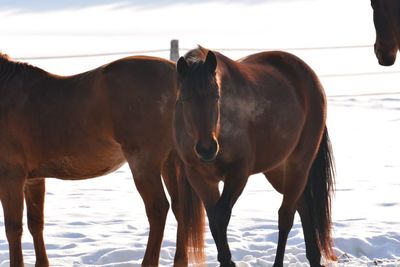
[1,0,400,266]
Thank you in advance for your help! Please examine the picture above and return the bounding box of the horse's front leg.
[211,164,249,267]
[186,163,249,267]
[125,152,170,267]
[0,168,26,267]
[24,178,49,267]
[183,166,220,263]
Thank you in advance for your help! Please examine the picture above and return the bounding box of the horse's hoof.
[220,261,236,267]
[173,260,189,267]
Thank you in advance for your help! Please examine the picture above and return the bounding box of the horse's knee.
[214,207,231,228]
[207,201,232,235]
[5,221,23,242]
[27,218,44,236]
[147,198,170,223]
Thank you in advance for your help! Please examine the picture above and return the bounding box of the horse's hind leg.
[297,196,322,267]
[272,165,310,267]
[24,178,49,267]
[161,154,188,266]
[125,152,170,267]
[0,171,25,267]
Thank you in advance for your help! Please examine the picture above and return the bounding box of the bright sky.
[1,0,400,95]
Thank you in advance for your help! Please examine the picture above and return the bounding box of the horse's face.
[176,51,220,163]
[371,0,399,66]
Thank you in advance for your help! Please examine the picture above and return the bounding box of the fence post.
[170,39,179,62]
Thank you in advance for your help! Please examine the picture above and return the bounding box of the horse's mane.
[0,52,38,83]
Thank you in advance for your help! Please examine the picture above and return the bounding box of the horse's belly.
[252,130,303,173]
[28,144,126,180]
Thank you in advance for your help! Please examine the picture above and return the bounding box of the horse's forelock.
[184,46,209,64]
[180,69,215,104]
[181,47,221,98]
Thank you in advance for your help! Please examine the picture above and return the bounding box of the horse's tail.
[177,162,205,263]
[304,126,336,261]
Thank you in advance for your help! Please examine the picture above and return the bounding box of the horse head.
[176,50,220,163]
[371,0,400,66]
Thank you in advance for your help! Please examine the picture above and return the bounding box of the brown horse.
[174,47,336,267]
[371,0,400,66]
[0,53,204,267]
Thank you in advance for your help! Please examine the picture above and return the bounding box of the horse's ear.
[205,51,217,73]
[177,57,188,76]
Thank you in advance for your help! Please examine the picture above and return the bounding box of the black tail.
[177,162,205,263]
[304,127,336,260]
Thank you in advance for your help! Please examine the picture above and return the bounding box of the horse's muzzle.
[194,138,219,163]
[375,43,397,66]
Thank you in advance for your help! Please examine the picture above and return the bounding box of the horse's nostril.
[195,139,219,162]
[378,53,396,66]
[374,42,398,66]
[210,139,218,153]
[195,143,203,155]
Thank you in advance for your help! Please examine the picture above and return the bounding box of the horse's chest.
[179,148,226,180]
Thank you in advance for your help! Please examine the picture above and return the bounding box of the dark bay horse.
[371,0,400,66]
[0,53,204,267]
[174,47,336,267]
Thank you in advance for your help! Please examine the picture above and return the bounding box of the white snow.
[1,0,400,266]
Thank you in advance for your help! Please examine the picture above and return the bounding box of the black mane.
[0,52,37,83]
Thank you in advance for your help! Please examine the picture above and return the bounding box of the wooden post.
[170,39,179,62]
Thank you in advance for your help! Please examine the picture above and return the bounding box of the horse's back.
[240,51,320,82]
[239,50,325,109]
[103,56,175,87]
